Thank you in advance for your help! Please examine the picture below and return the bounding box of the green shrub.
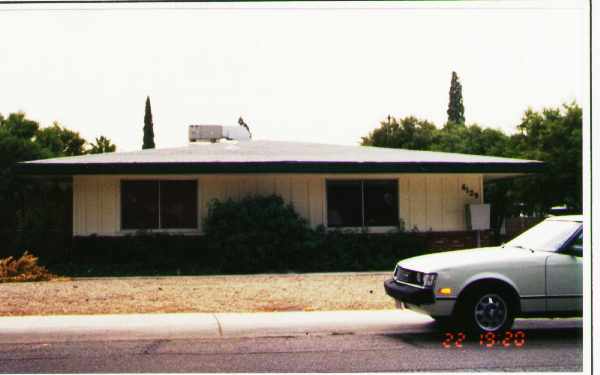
[204,195,313,273]
[53,194,443,276]
[203,195,429,274]
[298,227,429,272]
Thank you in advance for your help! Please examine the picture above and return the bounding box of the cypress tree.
[142,96,155,149]
[446,71,465,124]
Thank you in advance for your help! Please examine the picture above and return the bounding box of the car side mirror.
[567,244,583,257]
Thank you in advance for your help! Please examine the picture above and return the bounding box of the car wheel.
[458,288,515,334]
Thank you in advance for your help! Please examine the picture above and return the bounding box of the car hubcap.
[474,294,507,331]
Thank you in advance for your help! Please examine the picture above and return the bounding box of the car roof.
[546,215,583,222]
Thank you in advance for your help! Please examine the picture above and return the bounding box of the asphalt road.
[0,320,583,373]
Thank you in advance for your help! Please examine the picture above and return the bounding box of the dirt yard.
[0,272,395,316]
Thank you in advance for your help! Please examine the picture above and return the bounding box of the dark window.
[121,181,159,230]
[326,179,398,227]
[364,180,398,226]
[121,180,197,230]
[327,181,362,227]
[160,180,198,229]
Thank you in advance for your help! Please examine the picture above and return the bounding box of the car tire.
[457,287,515,334]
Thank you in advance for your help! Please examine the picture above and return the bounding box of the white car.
[384,215,583,333]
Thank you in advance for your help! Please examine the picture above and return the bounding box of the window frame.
[325,178,399,230]
[119,178,200,233]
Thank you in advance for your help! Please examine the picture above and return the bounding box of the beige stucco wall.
[72,173,483,236]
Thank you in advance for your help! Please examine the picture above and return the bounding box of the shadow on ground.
[381,319,583,349]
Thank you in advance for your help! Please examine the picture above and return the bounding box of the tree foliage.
[509,102,582,215]
[430,123,512,157]
[0,114,50,202]
[0,112,118,257]
[361,102,582,220]
[36,122,87,157]
[1,112,40,140]
[361,116,437,150]
[447,71,465,124]
[143,96,155,149]
[89,136,117,154]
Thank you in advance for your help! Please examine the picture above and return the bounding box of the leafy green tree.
[362,115,510,158]
[509,102,582,215]
[143,96,155,149]
[359,102,581,237]
[89,136,117,154]
[361,115,437,150]
[431,123,511,157]
[0,113,51,191]
[0,111,119,258]
[1,112,40,140]
[36,122,87,156]
[0,113,57,257]
[447,71,465,124]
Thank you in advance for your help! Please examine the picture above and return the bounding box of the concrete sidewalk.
[0,310,435,344]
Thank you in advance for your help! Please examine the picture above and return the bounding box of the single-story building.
[16,128,544,243]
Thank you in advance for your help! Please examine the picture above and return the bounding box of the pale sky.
[0,1,586,151]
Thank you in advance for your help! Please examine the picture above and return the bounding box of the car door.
[545,231,583,313]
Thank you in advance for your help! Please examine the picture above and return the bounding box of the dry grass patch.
[0,272,395,316]
[0,252,62,283]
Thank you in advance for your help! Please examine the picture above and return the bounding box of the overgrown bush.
[66,234,215,276]
[302,227,429,272]
[203,195,430,274]
[0,251,56,282]
[204,195,313,273]
[53,195,447,276]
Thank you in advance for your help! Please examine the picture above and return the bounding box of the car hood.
[398,246,548,273]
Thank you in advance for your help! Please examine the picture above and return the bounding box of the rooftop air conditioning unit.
[189,125,251,142]
[189,125,223,142]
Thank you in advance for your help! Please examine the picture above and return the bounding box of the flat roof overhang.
[15,161,546,176]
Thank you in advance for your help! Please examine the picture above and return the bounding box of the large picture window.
[121,180,198,230]
[326,180,398,227]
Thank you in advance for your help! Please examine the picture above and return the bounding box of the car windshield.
[505,219,581,252]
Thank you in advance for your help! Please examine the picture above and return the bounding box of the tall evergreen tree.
[446,71,465,124]
[143,96,155,149]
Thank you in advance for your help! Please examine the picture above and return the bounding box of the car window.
[505,219,582,252]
